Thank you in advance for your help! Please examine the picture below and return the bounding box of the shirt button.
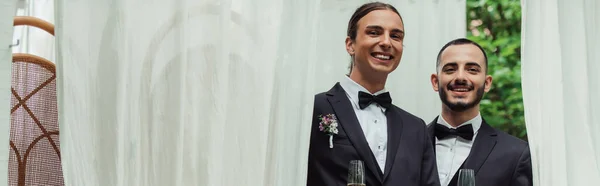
[374,119,378,123]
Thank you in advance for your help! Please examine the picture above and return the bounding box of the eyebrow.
[366,25,404,34]
[442,62,482,68]
[466,62,482,68]
[391,28,404,35]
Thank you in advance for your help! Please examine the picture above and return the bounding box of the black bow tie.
[358,91,392,109]
[434,124,474,140]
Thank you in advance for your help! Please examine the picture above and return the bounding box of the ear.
[484,75,493,92]
[345,36,355,56]
[431,73,439,92]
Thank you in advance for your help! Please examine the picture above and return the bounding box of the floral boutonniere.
[318,114,339,148]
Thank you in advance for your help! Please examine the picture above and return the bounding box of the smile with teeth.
[452,88,470,92]
[372,53,392,60]
[449,85,472,92]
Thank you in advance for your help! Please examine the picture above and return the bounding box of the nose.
[454,69,468,82]
[379,34,392,49]
[454,78,468,86]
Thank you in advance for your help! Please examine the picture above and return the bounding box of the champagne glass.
[347,160,365,186]
[457,169,475,186]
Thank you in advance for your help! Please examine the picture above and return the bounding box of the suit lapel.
[463,120,497,175]
[429,116,498,185]
[326,83,383,182]
[427,117,438,154]
[382,107,404,181]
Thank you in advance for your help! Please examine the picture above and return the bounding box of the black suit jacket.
[427,117,532,186]
[306,83,440,186]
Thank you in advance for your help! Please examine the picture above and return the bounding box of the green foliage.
[467,0,527,140]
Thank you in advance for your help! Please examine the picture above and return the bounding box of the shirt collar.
[436,112,482,134]
[339,75,389,109]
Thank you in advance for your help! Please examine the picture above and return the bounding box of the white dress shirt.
[435,113,482,186]
[339,76,388,173]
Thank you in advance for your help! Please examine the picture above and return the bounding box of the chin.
[373,68,393,74]
[449,97,471,103]
[370,63,397,74]
[449,99,474,106]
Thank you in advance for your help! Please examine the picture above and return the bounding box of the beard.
[438,82,485,112]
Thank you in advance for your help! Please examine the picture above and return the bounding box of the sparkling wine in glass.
[347,160,365,186]
[457,169,475,186]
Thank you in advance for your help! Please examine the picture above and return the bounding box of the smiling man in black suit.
[306,2,440,186]
[428,38,532,186]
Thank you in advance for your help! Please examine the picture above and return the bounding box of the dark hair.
[347,2,403,74]
[435,38,488,74]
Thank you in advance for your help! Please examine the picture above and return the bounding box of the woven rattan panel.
[9,59,63,186]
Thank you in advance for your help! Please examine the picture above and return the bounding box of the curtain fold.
[55,0,320,185]
[522,0,600,185]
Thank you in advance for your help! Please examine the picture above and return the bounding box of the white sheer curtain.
[522,0,600,185]
[314,0,465,121]
[0,1,18,186]
[55,0,319,185]
[55,0,465,185]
